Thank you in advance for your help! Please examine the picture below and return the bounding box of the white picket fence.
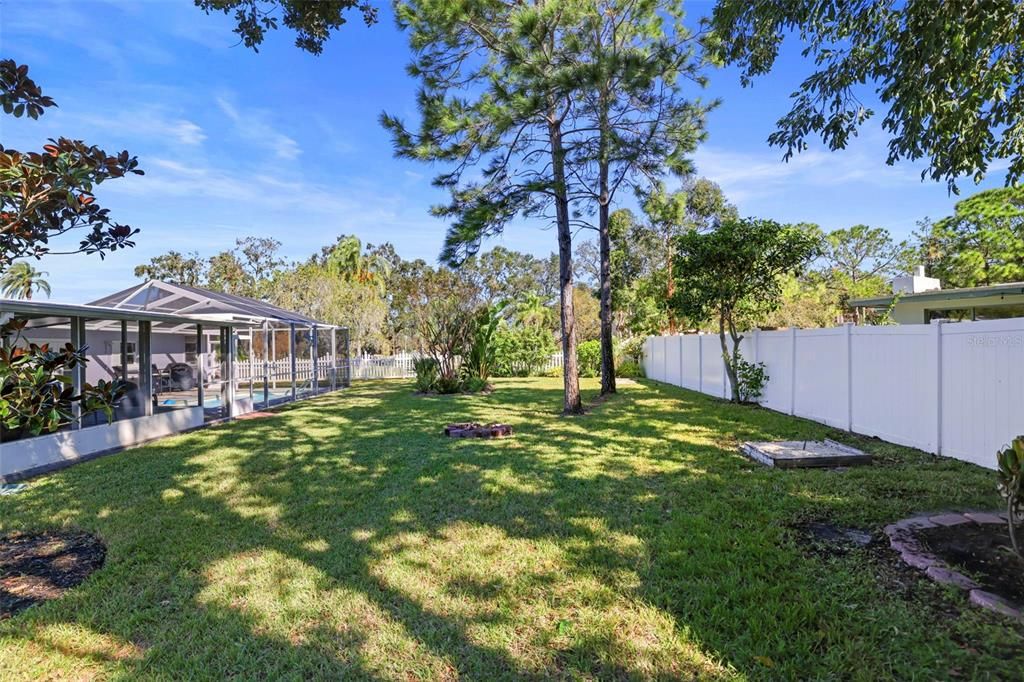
[643,318,1024,469]
[350,352,420,380]
[345,351,565,380]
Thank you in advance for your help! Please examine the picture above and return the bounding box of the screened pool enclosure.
[1,281,349,480]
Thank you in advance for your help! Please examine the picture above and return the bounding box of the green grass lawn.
[1,378,1021,680]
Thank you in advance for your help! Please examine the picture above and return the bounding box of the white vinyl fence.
[643,318,1024,469]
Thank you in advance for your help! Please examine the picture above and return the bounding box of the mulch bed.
[917,523,1024,606]
[0,530,106,620]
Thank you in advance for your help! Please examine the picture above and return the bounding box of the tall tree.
[916,186,1024,288]
[669,217,819,402]
[706,0,1024,191]
[0,261,50,300]
[819,224,909,312]
[640,177,735,333]
[134,251,207,286]
[194,0,378,53]
[1,60,143,269]
[569,0,709,394]
[382,0,589,414]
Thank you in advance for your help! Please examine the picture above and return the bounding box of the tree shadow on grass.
[0,378,1020,679]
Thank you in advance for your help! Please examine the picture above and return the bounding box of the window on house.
[114,341,137,364]
[185,340,198,364]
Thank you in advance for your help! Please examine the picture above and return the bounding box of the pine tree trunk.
[597,94,615,396]
[549,112,583,415]
[666,239,676,334]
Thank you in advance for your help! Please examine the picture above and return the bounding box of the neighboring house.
[850,267,1024,324]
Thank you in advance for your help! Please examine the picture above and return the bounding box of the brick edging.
[884,512,1022,620]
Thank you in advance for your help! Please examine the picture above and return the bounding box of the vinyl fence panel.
[644,317,1024,469]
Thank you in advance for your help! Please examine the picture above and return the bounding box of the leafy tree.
[0,261,50,300]
[670,217,819,402]
[324,235,391,290]
[134,251,207,286]
[822,225,909,285]
[568,0,709,395]
[194,0,378,54]
[493,324,555,377]
[272,261,388,356]
[382,0,589,414]
[640,177,737,332]
[462,247,554,306]
[572,286,601,343]
[1,60,143,269]
[916,186,1024,288]
[706,0,1024,190]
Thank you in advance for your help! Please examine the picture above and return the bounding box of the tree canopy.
[1,60,143,269]
[706,0,1024,190]
[194,0,378,53]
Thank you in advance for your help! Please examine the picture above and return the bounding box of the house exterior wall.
[889,292,1024,324]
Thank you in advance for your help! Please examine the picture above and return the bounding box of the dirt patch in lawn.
[788,520,876,559]
[0,530,106,619]
[917,523,1024,607]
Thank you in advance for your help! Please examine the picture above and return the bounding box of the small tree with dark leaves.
[669,218,819,402]
[1,60,143,269]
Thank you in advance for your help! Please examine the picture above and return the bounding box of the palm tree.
[0,261,51,300]
[515,292,551,328]
[325,236,392,291]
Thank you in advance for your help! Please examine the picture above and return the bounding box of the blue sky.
[2,0,1006,302]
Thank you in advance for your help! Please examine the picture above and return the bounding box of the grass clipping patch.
[1,530,106,619]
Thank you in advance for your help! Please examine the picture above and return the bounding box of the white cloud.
[215,96,301,160]
[692,142,922,204]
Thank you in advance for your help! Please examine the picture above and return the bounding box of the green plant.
[494,325,555,377]
[735,357,769,403]
[461,375,489,394]
[615,359,644,379]
[577,340,602,378]
[463,303,505,384]
[996,435,1024,558]
[412,357,438,393]
[619,336,645,364]
[0,318,126,441]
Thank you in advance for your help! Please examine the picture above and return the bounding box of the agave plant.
[996,435,1024,558]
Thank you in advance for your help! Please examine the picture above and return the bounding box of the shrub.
[577,339,601,378]
[616,359,644,379]
[0,318,127,441]
[735,357,769,403]
[462,375,489,394]
[494,325,555,377]
[997,435,1024,558]
[463,303,504,384]
[620,336,645,363]
[413,357,438,393]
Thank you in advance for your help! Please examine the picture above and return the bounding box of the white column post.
[789,326,797,416]
[139,321,153,417]
[263,325,270,409]
[932,320,945,455]
[697,333,704,394]
[289,323,297,401]
[196,324,204,409]
[311,325,319,395]
[70,316,86,428]
[119,320,128,381]
[844,322,853,431]
[330,327,337,391]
